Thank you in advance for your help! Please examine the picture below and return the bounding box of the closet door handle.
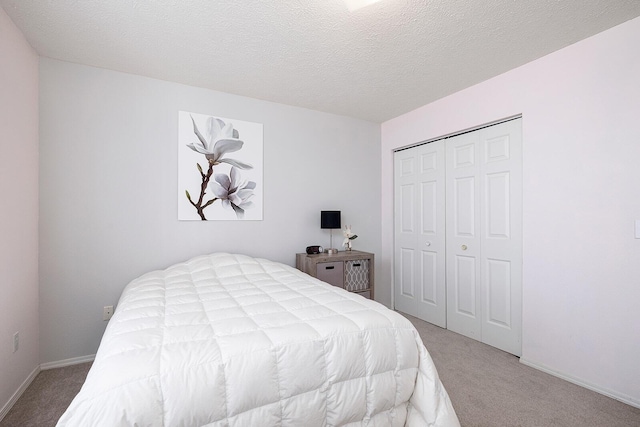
[461,245,467,251]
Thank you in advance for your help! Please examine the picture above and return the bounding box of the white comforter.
[58,253,459,426]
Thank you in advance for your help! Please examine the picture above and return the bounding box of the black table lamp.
[321,211,341,254]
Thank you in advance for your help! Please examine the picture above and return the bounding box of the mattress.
[57,253,460,426]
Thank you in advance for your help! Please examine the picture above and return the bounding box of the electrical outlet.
[103,305,114,321]
[13,332,19,353]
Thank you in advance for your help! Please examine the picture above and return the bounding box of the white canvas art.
[178,111,263,220]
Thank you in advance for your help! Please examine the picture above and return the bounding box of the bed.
[57,253,460,426]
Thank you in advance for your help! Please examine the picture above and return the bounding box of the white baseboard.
[520,358,640,409]
[40,354,95,370]
[0,365,40,422]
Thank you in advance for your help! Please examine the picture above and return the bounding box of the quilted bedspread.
[57,253,460,426]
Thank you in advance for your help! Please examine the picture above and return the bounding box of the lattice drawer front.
[345,259,370,292]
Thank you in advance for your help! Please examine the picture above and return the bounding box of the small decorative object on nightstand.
[296,250,374,299]
[342,225,358,251]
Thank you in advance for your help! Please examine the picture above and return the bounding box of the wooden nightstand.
[296,250,374,299]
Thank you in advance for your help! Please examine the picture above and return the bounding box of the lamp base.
[324,248,339,255]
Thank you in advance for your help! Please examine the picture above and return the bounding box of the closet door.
[394,142,446,327]
[446,119,522,356]
[478,119,522,356]
[445,131,482,340]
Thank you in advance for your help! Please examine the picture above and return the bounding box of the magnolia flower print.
[210,167,256,219]
[184,115,256,220]
[187,116,253,169]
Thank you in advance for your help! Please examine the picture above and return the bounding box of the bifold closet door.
[445,119,522,356]
[394,141,446,327]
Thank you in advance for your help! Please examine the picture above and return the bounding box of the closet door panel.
[394,150,418,316]
[416,141,446,327]
[394,141,446,327]
[446,132,482,340]
[479,120,522,356]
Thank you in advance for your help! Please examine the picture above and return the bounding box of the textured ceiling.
[2,0,640,122]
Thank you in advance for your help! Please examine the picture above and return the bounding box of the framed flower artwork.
[178,111,263,220]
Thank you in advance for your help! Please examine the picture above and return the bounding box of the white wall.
[380,17,640,405]
[39,59,381,363]
[0,7,39,415]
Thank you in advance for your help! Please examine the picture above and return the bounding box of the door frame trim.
[393,114,522,154]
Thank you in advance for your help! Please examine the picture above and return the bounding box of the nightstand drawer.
[316,261,344,288]
[295,251,374,300]
[345,259,369,292]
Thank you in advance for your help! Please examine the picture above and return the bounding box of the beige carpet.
[1,315,639,426]
[405,313,640,427]
[0,363,90,427]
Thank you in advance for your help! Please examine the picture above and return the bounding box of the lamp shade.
[321,211,341,229]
